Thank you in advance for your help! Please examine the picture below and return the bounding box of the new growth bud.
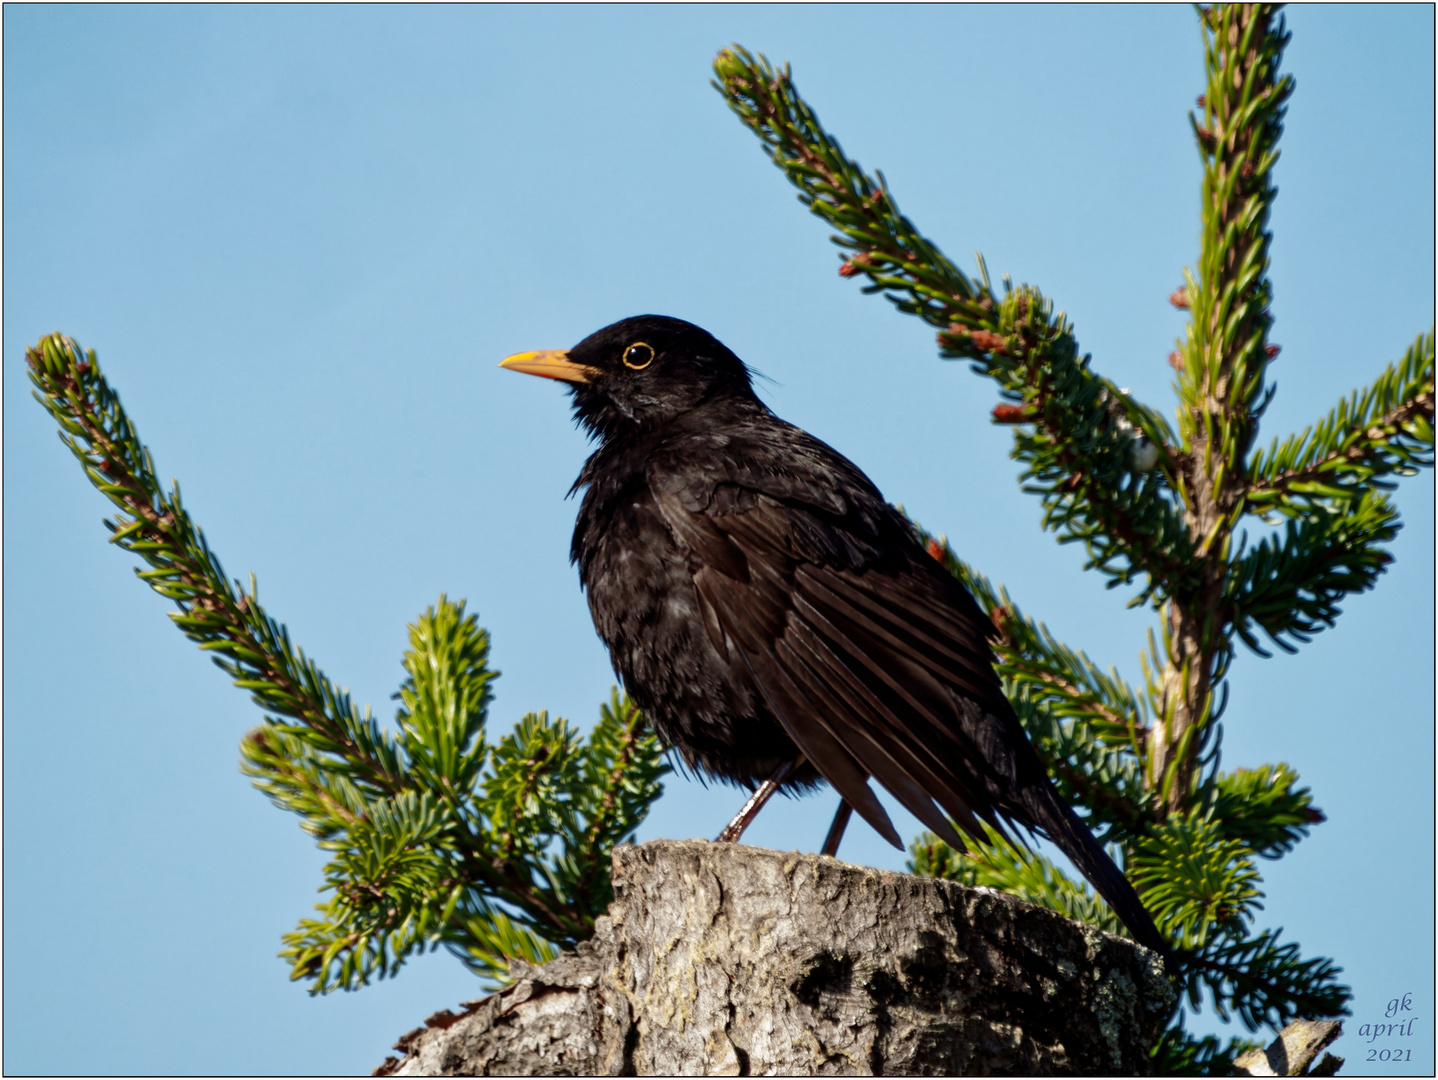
[1169,287,1191,310]
[712,48,747,83]
[991,403,1028,424]
[969,330,1008,354]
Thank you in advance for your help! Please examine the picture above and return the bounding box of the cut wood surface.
[377,839,1174,1076]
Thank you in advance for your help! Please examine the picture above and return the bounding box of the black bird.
[501,315,1168,957]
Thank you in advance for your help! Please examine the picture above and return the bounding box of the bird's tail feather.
[1020,780,1170,962]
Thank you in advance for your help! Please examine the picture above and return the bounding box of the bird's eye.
[622,342,655,370]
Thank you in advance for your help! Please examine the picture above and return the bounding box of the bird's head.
[500,315,757,442]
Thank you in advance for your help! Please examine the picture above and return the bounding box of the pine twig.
[26,333,406,787]
[27,332,669,991]
[714,47,1197,605]
[1246,329,1435,511]
[1152,3,1294,811]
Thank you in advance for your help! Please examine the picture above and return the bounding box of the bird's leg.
[716,755,804,843]
[819,799,853,858]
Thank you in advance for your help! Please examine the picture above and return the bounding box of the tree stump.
[376,839,1173,1076]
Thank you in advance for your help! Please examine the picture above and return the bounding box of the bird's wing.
[647,436,1036,853]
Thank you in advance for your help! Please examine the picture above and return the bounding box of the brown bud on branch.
[991,403,1029,424]
[968,330,1008,354]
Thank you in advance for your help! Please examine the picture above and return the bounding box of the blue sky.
[4,5,1432,1074]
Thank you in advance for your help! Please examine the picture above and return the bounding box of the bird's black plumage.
[504,314,1167,957]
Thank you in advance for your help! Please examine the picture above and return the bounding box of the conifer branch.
[570,693,664,901]
[1183,929,1350,1031]
[1175,4,1292,467]
[1225,488,1401,655]
[1151,3,1295,814]
[909,824,1125,938]
[447,907,561,985]
[714,47,1196,605]
[1209,764,1322,858]
[1148,1030,1263,1076]
[1246,329,1435,511]
[712,46,982,327]
[923,535,1150,741]
[1129,813,1264,952]
[27,332,669,992]
[27,334,406,789]
[1012,695,1150,838]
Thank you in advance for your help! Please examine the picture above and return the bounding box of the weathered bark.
[376,839,1174,1076]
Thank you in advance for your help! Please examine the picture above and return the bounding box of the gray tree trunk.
[376,839,1173,1076]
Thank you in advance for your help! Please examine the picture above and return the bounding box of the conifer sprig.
[714,46,1196,607]
[26,333,668,993]
[938,541,1149,745]
[1154,4,1298,811]
[917,532,1324,858]
[1208,764,1320,859]
[711,45,984,326]
[26,333,407,790]
[1149,1030,1264,1076]
[910,823,1125,938]
[1224,488,1401,655]
[1246,330,1435,513]
[1128,813,1264,953]
[1184,929,1350,1031]
[1175,5,1292,470]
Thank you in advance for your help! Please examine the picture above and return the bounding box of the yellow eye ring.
[622,342,655,370]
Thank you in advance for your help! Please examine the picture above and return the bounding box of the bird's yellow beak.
[498,350,598,384]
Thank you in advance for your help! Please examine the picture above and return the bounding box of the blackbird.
[501,314,1168,957]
